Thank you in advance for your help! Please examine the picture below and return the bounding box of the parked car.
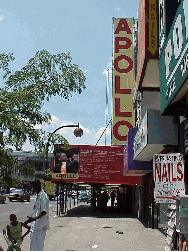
[0,194,6,204]
[8,189,30,202]
[10,187,16,192]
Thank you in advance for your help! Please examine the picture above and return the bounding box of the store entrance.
[91,184,135,217]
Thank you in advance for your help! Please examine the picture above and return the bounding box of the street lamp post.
[45,122,83,173]
[44,122,83,216]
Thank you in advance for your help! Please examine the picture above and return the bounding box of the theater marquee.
[112,18,135,145]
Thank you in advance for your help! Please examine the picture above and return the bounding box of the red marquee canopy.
[52,144,141,185]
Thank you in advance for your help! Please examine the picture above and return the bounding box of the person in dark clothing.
[92,190,97,212]
[66,154,78,174]
[110,190,116,208]
[54,164,61,173]
[54,153,68,173]
[101,191,109,213]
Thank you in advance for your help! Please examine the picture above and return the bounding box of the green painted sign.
[159,0,188,114]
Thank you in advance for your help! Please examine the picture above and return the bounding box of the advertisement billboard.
[52,144,141,185]
[112,18,135,145]
[153,154,185,203]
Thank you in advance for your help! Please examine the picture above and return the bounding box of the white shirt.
[31,189,50,231]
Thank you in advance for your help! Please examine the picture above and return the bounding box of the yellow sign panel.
[52,173,79,180]
[112,18,135,145]
[148,0,158,55]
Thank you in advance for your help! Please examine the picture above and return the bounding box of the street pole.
[45,123,81,177]
[56,182,59,216]
[45,122,83,215]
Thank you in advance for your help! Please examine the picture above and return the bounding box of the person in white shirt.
[27,180,49,251]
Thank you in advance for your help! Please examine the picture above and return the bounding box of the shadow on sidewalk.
[64,203,135,219]
[138,217,167,236]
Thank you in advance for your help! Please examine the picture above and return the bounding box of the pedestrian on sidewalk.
[101,190,109,213]
[92,189,97,212]
[110,190,116,208]
[179,233,188,251]
[27,180,49,251]
[6,213,30,251]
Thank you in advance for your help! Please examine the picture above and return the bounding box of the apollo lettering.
[55,173,79,179]
[113,19,133,141]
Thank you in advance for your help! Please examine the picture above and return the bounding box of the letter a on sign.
[114,19,132,34]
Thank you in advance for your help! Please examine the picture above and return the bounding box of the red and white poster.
[52,144,141,185]
[153,154,185,203]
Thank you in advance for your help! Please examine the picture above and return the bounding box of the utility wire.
[95,118,112,146]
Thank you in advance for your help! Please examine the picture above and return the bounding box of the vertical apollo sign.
[112,18,135,145]
[153,154,185,203]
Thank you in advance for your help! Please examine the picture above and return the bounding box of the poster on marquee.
[153,153,185,203]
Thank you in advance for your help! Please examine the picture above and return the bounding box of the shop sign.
[133,112,147,159]
[153,153,185,203]
[135,0,158,93]
[148,0,158,55]
[112,18,135,145]
[135,92,142,128]
[136,0,146,89]
[159,0,188,114]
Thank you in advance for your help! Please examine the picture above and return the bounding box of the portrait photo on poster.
[54,146,79,174]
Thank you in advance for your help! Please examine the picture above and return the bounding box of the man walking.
[27,180,49,251]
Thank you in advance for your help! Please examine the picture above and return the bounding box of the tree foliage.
[0,175,22,188]
[0,50,86,170]
[19,161,36,178]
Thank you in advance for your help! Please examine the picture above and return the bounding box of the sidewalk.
[1,203,167,251]
[33,203,166,251]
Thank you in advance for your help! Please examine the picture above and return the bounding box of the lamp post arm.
[51,123,79,135]
[45,122,80,160]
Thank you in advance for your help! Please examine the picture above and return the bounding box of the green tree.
[19,161,36,178]
[0,175,22,188]
[44,168,52,181]
[0,50,86,175]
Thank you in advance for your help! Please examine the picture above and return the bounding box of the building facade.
[130,0,188,240]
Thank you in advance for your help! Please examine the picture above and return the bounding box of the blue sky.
[0,0,139,150]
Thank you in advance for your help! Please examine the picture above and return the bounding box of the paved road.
[0,195,79,229]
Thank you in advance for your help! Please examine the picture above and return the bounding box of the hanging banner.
[153,153,185,203]
[112,18,135,145]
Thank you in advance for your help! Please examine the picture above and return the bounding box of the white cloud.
[22,115,111,151]
[114,7,120,11]
[0,15,4,21]
[96,126,111,137]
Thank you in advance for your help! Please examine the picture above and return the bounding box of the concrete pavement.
[1,202,167,251]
